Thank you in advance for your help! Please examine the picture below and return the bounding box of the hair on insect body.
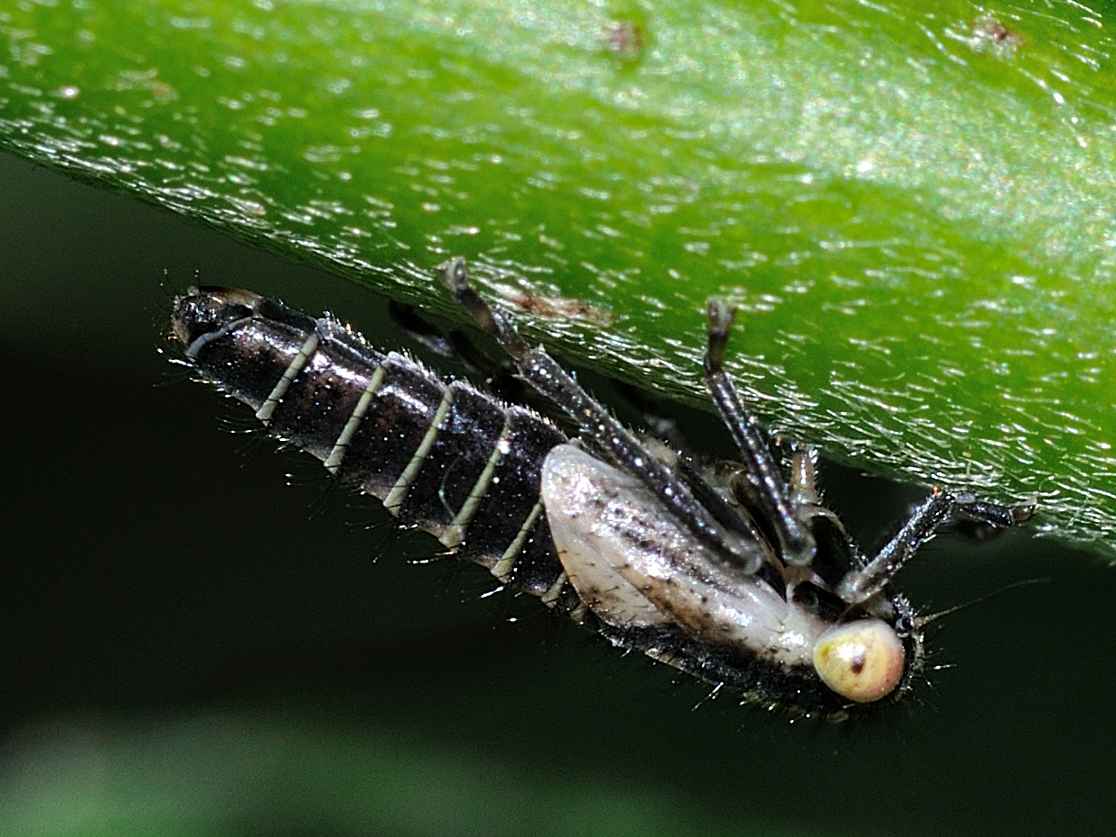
[170,259,1035,721]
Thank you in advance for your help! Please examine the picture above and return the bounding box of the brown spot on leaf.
[492,282,614,326]
[605,20,645,61]
[970,15,1023,57]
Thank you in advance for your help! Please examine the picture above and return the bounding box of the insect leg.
[442,257,765,574]
[788,443,821,506]
[674,456,771,550]
[783,442,863,559]
[388,300,529,401]
[837,490,1035,605]
[704,299,816,565]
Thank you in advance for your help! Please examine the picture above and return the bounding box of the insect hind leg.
[441,257,765,574]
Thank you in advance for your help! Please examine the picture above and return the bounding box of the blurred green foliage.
[1,712,810,837]
[2,0,1116,559]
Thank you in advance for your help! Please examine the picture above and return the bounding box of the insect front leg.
[787,443,821,506]
[836,490,1036,605]
[704,299,816,566]
[442,256,765,574]
[779,441,864,559]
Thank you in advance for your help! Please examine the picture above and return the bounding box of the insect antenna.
[915,577,1051,629]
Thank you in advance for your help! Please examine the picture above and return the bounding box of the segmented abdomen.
[174,289,571,601]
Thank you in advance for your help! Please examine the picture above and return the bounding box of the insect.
[171,258,1034,719]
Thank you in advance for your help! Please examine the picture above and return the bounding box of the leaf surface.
[2,1,1114,555]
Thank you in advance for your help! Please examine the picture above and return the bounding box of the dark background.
[0,150,1111,835]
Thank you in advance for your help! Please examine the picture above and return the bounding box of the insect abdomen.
[174,288,568,594]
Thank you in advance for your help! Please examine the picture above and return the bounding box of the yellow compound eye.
[812,619,906,703]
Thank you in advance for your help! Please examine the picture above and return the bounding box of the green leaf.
[2,1,1114,557]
